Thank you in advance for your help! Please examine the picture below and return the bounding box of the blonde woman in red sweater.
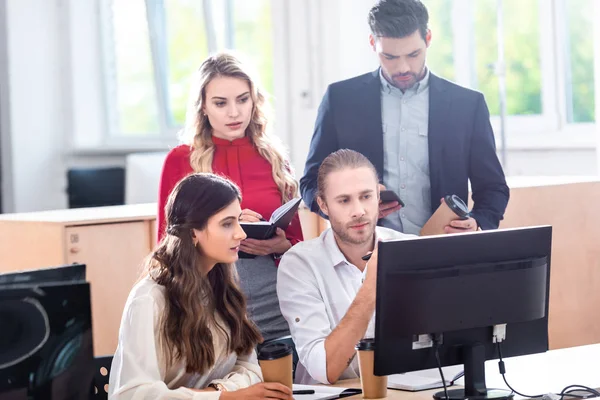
[157,53,303,356]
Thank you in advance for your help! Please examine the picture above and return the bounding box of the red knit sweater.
[157,136,303,245]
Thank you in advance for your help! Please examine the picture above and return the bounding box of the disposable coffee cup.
[257,342,293,389]
[420,194,470,236]
[356,338,387,399]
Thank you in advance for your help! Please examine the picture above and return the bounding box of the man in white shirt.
[277,149,414,384]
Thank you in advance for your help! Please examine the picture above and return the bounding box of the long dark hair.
[145,172,262,374]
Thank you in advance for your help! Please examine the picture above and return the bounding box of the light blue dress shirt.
[379,68,432,235]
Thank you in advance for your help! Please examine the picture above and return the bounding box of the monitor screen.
[375,226,552,400]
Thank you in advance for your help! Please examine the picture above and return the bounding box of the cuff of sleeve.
[209,379,238,392]
[304,342,331,385]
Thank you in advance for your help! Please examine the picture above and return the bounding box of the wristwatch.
[208,382,227,392]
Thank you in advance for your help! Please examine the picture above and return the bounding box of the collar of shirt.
[323,228,382,271]
[379,67,430,98]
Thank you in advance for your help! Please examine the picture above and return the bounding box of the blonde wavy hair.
[180,52,298,203]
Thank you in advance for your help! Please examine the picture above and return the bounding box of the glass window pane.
[565,0,595,123]
[165,0,209,125]
[427,0,455,82]
[474,0,541,116]
[163,0,273,126]
[111,0,159,136]
[233,0,274,97]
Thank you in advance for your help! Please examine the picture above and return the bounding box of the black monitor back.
[0,282,94,399]
[0,264,86,287]
[374,226,552,376]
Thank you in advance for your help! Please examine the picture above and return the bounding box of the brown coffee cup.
[257,342,293,389]
[420,194,470,236]
[356,338,387,399]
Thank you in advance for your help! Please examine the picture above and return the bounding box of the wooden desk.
[0,203,157,355]
[329,344,600,399]
[330,379,437,399]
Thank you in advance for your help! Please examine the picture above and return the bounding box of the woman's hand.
[239,209,263,223]
[240,228,292,256]
[220,382,293,400]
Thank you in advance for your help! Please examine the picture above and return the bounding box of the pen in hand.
[292,389,316,395]
[361,252,372,261]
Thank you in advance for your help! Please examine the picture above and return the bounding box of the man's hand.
[444,217,478,234]
[240,228,291,256]
[438,198,478,234]
[378,184,401,219]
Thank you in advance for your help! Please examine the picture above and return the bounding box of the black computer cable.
[496,342,600,400]
[557,385,600,400]
[433,335,449,400]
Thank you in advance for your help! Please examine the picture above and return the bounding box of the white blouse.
[108,277,263,399]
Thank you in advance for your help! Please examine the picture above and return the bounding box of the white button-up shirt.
[277,227,415,384]
[109,277,263,399]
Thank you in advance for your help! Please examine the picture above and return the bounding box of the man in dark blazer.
[300,0,509,234]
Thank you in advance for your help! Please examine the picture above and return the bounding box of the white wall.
[0,0,14,212]
[3,0,68,212]
[1,0,117,213]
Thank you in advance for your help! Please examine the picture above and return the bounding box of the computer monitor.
[375,226,552,400]
[0,263,86,287]
[0,271,94,398]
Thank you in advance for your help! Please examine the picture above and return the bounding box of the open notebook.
[388,365,464,392]
[240,197,302,240]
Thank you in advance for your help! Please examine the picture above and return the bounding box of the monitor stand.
[433,343,513,400]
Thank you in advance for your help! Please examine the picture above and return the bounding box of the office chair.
[67,167,125,209]
[93,355,113,399]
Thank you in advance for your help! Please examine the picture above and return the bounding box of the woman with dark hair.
[109,173,292,399]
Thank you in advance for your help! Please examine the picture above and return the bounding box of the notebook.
[240,197,302,240]
[387,365,464,392]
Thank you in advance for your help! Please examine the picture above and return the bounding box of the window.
[424,0,596,143]
[101,0,274,141]
[427,0,455,82]
[473,0,542,116]
[110,0,159,136]
[564,0,595,123]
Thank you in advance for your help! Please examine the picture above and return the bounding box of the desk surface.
[505,176,599,189]
[0,203,156,225]
[328,344,600,399]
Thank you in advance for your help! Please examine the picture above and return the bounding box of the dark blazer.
[300,69,509,230]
